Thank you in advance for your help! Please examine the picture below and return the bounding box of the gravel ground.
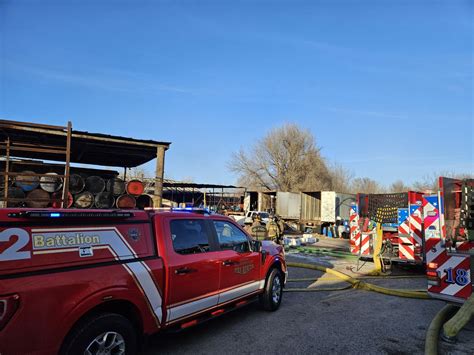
[142,253,474,355]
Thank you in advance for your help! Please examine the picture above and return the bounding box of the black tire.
[259,268,283,311]
[61,313,137,355]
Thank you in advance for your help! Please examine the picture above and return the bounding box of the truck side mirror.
[252,240,262,253]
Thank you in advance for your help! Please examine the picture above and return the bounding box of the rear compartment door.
[212,220,261,304]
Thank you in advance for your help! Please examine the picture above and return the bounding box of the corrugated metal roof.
[0,119,171,168]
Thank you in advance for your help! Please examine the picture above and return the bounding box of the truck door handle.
[175,267,196,275]
[222,260,238,266]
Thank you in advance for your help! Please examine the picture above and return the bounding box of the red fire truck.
[349,191,425,264]
[425,177,473,302]
[0,208,287,355]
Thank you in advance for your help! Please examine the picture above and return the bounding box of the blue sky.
[1,0,472,186]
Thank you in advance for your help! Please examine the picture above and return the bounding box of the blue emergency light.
[8,211,134,219]
[172,207,212,215]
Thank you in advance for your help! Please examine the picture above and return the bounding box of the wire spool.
[40,172,63,193]
[69,174,85,194]
[14,171,40,192]
[26,189,51,208]
[85,176,106,194]
[116,194,137,209]
[95,192,115,209]
[51,192,73,208]
[136,194,154,209]
[106,177,126,195]
[3,187,26,207]
[74,191,95,209]
[126,180,144,196]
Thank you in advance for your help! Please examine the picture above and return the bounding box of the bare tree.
[350,177,384,194]
[412,171,474,193]
[229,123,332,191]
[328,163,354,193]
[119,167,148,181]
[389,179,411,193]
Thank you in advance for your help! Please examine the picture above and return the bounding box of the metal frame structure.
[1,121,72,208]
[144,180,246,211]
[0,119,171,208]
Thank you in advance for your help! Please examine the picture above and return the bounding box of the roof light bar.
[8,211,134,219]
[144,207,213,214]
[172,207,213,215]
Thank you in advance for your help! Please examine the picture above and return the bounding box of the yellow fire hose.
[368,223,384,275]
[442,294,474,340]
[286,262,473,354]
[288,275,426,282]
[286,262,430,299]
[284,285,353,292]
[287,223,473,353]
[424,304,459,355]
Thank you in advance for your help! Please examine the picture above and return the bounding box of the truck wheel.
[61,313,137,355]
[259,268,283,311]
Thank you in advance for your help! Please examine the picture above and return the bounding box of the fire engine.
[349,191,425,264]
[425,177,473,303]
[0,208,287,355]
[348,177,473,301]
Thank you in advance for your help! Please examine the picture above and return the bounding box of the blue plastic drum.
[14,171,40,192]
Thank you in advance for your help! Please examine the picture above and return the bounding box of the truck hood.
[262,240,284,257]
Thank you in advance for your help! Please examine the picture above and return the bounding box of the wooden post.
[61,121,72,208]
[3,138,10,207]
[153,145,166,207]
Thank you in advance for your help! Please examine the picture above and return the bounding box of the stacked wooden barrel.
[3,171,153,210]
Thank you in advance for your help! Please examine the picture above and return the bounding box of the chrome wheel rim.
[272,275,282,304]
[85,331,125,355]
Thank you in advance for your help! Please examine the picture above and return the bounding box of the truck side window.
[213,221,250,253]
[170,219,211,255]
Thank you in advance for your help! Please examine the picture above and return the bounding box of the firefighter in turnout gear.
[277,216,285,244]
[251,215,267,241]
[266,215,281,243]
[243,220,253,235]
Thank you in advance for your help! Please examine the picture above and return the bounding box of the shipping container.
[244,191,258,212]
[300,191,321,222]
[276,192,301,219]
[275,190,355,224]
[321,191,336,223]
[244,191,276,213]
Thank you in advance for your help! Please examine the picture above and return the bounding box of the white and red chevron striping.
[425,236,471,299]
[398,220,410,235]
[456,241,470,252]
[398,235,415,260]
[423,193,471,299]
[409,207,423,246]
[349,207,361,255]
[360,233,371,255]
[428,250,471,299]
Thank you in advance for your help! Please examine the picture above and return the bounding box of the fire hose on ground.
[285,262,430,299]
[286,223,473,352]
[424,304,459,355]
[285,262,473,354]
[424,295,474,355]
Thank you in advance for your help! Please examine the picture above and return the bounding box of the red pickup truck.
[0,208,287,355]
